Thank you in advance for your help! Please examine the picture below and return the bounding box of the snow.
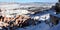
[1,9,30,17]
[50,23,60,30]
[17,22,50,30]
[47,10,60,18]
[16,10,60,30]
[34,16,40,20]
[16,10,51,30]
[39,14,50,21]
[0,3,59,30]
[1,7,60,30]
[30,11,50,21]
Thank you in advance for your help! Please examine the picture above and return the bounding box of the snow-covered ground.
[16,10,60,30]
[29,10,50,21]
[16,10,50,30]
[17,22,60,30]
[17,22,50,30]
[50,22,60,30]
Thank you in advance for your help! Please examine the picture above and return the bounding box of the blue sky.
[0,0,58,3]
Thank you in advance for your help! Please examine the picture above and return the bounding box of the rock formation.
[55,0,60,14]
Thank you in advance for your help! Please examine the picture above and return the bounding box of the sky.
[0,0,58,3]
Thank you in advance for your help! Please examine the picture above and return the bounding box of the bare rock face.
[55,3,60,13]
[0,22,9,27]
[0,6,36,29]
[50,15,59,26]
[0,15,35,28]
[55,0,60,14]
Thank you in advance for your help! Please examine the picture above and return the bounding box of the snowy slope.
[16,10,60,30]
[50,23,60,30]
[17,22,50,30]
[16,10,51,30]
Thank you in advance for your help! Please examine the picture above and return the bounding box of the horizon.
[0,0,58,3]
